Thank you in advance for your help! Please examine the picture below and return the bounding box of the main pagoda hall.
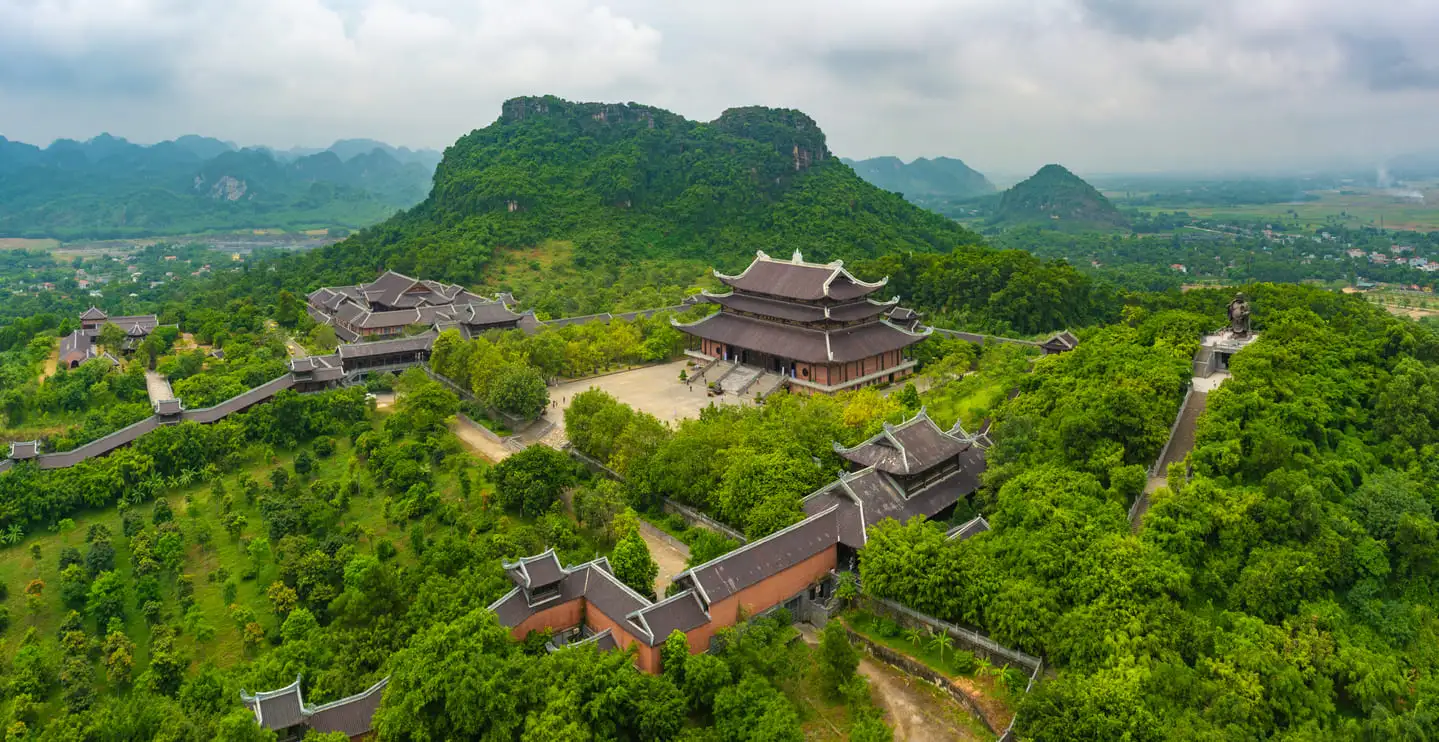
[675,251,930,393]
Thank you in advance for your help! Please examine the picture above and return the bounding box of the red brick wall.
[683,545,837,654]
[509,599,584,639]
[585,603,660,673]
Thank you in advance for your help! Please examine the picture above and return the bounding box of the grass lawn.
[921,344,1033,431]
[774,635,877,740]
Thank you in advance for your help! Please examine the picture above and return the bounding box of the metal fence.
[858,595,1042,673]
[661,499,748,544]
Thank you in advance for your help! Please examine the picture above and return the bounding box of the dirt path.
[799,626,985,741]
[637,521,690,593]
[39,343,57,382]
[449,417,512,464]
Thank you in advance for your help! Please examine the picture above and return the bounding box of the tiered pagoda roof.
[713,250,888,301]
[674,250,930,365]
[832,409,972,476]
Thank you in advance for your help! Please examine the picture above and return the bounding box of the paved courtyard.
[539,360,752,443]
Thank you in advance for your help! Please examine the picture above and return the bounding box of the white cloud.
[1,0,1436,173]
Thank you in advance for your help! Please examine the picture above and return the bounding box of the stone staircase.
[720,364,761,395]
[751,372,788,399]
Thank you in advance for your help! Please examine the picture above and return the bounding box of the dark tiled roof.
[829,299,897,322]
[461,301,522,325]
[584,568,653,640]
[829,321,931,361]
[634,590,710,641]
[676,312,929,365]
[835,410,969,476]
[59,329,94,364]
[1042,331,1079,353]
[800,489,866,548]
[332,323,360,343]
[680,506,839,605]
[715,251,887,302]
[802,448,986,545]
[37,416,162,469]
[110,315,159,333]
[504,549,566,589]
[704,292,825,322]
[241,677,306,730]
[947,515,991,541]
[364,270,421,307]
[591,631,618,652]
[305,678,388,737]
[674,313,827,362]
[182,375,296,424]
[337,333,435,359]
[152,399,183,416]
[80,306,108,320]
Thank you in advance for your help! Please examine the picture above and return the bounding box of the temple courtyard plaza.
[537,359,753,442]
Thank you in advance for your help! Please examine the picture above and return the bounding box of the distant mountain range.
[0,134,441,240]
[994,164,1129,232]
[842,156,996,202]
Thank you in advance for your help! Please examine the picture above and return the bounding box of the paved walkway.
[539,360,752,445]
[1132,375,1222,530]
[144,371,175,406]
[637,521,690,596]
[450,417,512,464]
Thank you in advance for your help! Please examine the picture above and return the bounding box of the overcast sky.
[2,0,1438,175]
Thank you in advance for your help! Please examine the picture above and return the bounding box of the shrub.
[313,437,336,458]
[877,618,902,639]
[950,650,977,675]
[376,539,397,561]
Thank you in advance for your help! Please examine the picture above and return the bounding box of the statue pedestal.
[1194,330,1259,378]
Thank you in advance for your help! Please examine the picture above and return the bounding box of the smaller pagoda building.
[674,251,930,393]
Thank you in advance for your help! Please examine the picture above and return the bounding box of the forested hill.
[843,156,996,201]
[315,95,985,287]
[0,134,438,240]
[995,164,1129,232]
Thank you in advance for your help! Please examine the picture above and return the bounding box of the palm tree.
[904,627,924,650]
[2,524,22,546]
[927,629,954,665]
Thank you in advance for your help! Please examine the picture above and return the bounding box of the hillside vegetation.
[0,134,438,240]
[994,164,1129,232]
[303,95,985,289]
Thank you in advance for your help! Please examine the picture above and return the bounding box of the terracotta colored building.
[673,251,930,393]
[491,409,990,673]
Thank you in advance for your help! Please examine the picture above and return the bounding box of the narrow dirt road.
[798,626,986,741]
[39,343,57,382]
[637,521,690,593]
